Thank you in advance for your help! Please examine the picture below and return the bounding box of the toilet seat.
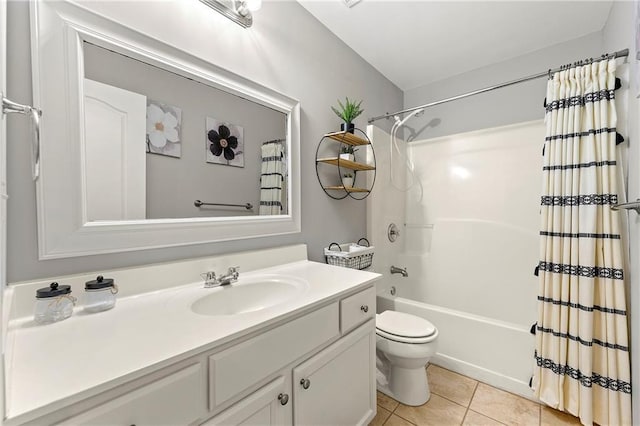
[376,311,437,344]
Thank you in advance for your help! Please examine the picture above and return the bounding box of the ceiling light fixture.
[199,0,262,28]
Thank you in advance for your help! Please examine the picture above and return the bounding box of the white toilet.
[375,310,439,406]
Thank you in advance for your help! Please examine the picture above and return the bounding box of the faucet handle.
[228,266,240,276]
[200,271,217,281]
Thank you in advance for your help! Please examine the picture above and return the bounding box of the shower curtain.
[259,139,285,215]
[533,59,631,425]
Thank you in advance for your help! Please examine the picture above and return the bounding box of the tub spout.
[390,265,408,277]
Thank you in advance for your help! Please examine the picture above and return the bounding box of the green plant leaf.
[331,97,364,123]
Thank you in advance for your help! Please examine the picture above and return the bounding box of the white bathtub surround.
[366,125,407,297]
[368,121,544,400]
[533,59,631,425]
[3,244,381,425]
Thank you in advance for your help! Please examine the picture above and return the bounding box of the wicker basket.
[324,238,374,270]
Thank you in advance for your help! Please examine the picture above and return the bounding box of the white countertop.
[5,260,380,423]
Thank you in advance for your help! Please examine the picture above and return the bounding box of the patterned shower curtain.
[259,139,285,215]
[533,58,631,425]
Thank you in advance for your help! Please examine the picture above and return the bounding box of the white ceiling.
[297,1,613,91]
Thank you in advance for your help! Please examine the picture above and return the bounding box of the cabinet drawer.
[209,302,339,409]
[340,286,376,333]
[58,362,206,425]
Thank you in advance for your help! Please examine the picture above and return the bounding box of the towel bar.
[194,199,253,210]
[611,199,640,214]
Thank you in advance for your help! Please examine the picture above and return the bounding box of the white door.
[83,78,146,221]
[0,0,7,423]
[293,321,376,426]
[202,376,291,425]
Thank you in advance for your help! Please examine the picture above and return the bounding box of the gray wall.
[84,44,286,219]
[6,0,402,282]
[403,32,604,140]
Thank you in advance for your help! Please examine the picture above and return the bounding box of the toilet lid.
[376,311,436,338]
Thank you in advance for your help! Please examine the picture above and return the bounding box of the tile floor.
[370,365,582,426]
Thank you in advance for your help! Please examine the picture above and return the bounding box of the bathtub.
[377,287,536,400]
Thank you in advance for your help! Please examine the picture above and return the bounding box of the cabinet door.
[202,376,291,426]
[293,320,375,426]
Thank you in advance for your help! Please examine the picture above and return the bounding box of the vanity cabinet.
[206,320,375,426]
[28,285,376,426]
[203,287,376,426]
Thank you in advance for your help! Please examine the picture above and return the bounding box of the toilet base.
[377,365,431,406]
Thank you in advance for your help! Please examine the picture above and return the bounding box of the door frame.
[0,0,8,422]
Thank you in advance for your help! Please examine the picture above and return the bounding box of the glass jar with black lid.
[84,275,118,313]
[34,282,76,324]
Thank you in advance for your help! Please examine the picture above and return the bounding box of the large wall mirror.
[30,0,300,259]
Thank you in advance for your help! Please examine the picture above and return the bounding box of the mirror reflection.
[82,43,288,221]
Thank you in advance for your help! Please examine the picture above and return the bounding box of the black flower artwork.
[208,125,238,161]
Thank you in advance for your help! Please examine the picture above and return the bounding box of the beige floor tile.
[540,405,582,425]
[377,391,400,412]
[370,406,393,426]
[384,414,415,426]
[428,365,478,407]
[394,394,467,426]
[463,409,506,426]
[469,383,539,426]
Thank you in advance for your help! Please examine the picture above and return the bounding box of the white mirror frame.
[30,1,301,259]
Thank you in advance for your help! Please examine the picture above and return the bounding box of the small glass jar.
[84,275,118,313]
[34,282,76,324]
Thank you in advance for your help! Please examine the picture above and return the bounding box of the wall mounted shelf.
[315,129,376,200]
[323,186,371,193]
[324,131,371,146]
[316,157,375,171]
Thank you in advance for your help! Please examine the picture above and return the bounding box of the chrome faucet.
[201,266,240,288]
[390,265,408,277]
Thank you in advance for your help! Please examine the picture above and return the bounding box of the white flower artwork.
[146,100,182,158]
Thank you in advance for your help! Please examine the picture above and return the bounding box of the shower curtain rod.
[368,48,629,124]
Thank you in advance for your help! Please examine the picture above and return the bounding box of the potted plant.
[331,97,364,134]
[339,145,358,162]
[342,172,354,189]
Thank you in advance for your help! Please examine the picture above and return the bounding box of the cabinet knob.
[278,393,289,405]
[361,305,369,313]
[300,378,311,389]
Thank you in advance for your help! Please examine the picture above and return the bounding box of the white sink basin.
[191,274,309,316]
